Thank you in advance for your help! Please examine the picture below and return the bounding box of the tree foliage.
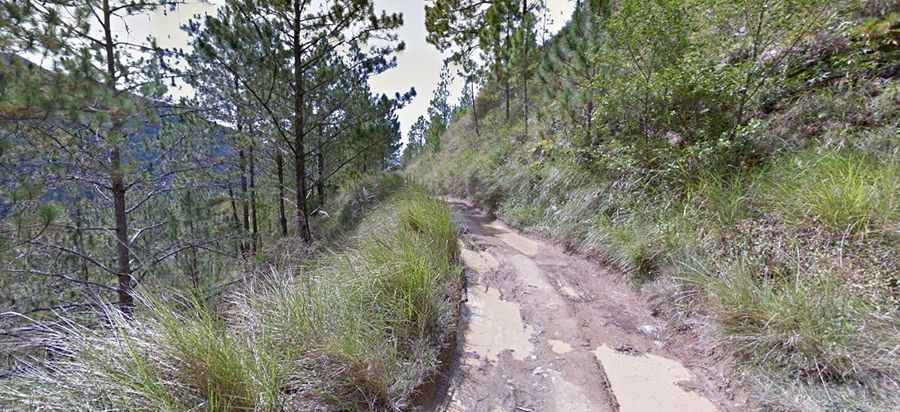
[0,0,411,321]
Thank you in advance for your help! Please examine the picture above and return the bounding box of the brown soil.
[418,199,743,412]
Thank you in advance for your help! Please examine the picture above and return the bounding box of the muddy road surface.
[423,199,737,412]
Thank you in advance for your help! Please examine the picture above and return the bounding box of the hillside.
[1,175,463,409]
[409,1,899,410]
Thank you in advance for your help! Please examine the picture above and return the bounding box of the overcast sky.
[129,0,575,141]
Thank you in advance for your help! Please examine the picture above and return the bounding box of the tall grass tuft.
[763,150,899,235]
[687,171,754,228]
[694,259,900,384]
[0,294,281,411]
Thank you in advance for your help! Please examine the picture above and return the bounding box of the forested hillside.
[1,1,463,410]
[410,0,899,410]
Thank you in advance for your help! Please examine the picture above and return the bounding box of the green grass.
[677,256,900,411]
[586,212,666,284]
[0,178,462,411]
[327,172,405,236]
[698,261,896,380]
[763,150,899,235]
[687,170,754,228]
[0,296,282,411]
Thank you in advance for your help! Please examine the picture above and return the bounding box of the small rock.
[639,324,660,337]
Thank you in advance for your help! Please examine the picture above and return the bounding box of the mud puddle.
[594,345,718,412]
[464,286,535,363]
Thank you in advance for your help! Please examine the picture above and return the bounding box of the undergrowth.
[763,150,898,235]
[0,175,462,411]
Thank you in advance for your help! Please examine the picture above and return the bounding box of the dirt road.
[425,199,735,412]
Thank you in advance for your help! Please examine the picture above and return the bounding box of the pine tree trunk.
[238,148,249,254]
[522,0,529,138]
[190,245,199,289]
[471,81,480,136]
[275,150,288,237]
[111,147,133,315]
[103,0,132,316]
[317,143,326,207]
[228,188,240,228]
[229,185,242,259]
[293,0,311,242]
[505,13,512,122]
[505,75,511,122]
[249,143,258,254]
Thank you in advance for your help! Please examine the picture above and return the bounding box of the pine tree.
[538,0,610,145]
[192,0,404,242]
[402,115,430,165]
[480,0,520,122]
[0,0,210,315]
[427,0,544,133]
[426,65,453,153]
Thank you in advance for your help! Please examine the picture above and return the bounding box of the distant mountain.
[0,54,236,218]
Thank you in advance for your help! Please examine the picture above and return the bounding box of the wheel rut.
[421,198,729,412]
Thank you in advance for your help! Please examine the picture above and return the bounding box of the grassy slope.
[408,5,899,412]
[0,175,462,411]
